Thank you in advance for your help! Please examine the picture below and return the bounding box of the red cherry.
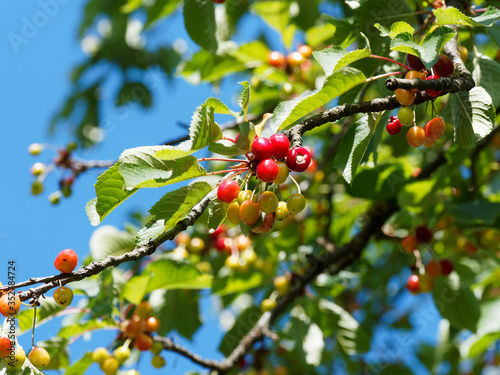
[210,225,225,238]
[213,0,225,3]
[256,159,279,182]
[268,51,286,68]
[134,333,153,351]
[406,275,420,294]
[0,337,11,359]
[217,180,240,203]
[286,147,311,172]
[425,75,442,97]
[54,249,78,274]
[251,137,274,161]
[406,54,426,71]
[425,117,446,140]
[415,226,433,243]
[440,259,454,275]
[269,134,290,159]
[214,236,229,252]
[433,55,454,77]
[386,118,402,135]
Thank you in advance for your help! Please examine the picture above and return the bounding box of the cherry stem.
[207,168,249,175]
[413,249,422,272]
[32,302,37,349]
[365,71,406,84]
[223,137,236,143]
[198,157,247,163]
[240,171,251,190]
[289,175,301,195]
[370,55,412,71]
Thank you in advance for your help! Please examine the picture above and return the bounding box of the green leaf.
[219,306,262,356]
[446,201,500,226]
[468,332,500,357]
[145,0,179,27]
[346,161,412,200]
[149,181,212,232]
[150,289,202,339]
[233,41,270,63]
[397,179,436,207]
[472,55,500,108]
[212,273,263,296]
[434,6,500,27]
[135,220,166,246]
[123,256,212,304]
[450,87,495,148]
[305,23,337,48]
[271,67,367,132]
[120,0,142,13]
[208,199,228,233]
[334,112,383,184]
[17,298,65,332]
[86,164,138,226]
[238,81,250,121]
[374,21,414,39]
[251,1,290,33]
[291,0,319,31]
[319,299,371,354]
[118,152,206,189]
[390,26,456,69]
[116,82,152,108]
[432,273,480,332]
[313,34,371,76]
[208,121,254,156]
[58,319,116,339]
[35,337,69,370]
[64,353,93,375]
[89,225,135,261]
[183,0,218,53]
[189,103,224,149]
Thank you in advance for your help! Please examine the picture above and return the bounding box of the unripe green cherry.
[150,342,164,355]
[49,191,61,205]
[398,107,414,126]
[258,191,279,213]
[28,143,43,155]
[92,347,110,364]
[113,345,130,364]
[31,180,44,195]
[227,202,241,224]
[7,346,26,370]
[261,298,276,312]
[273,161,289,185]
[275,201,289,221]
[101,357,119,375]
[31,162,45,176]
[53,286,74,307]
[238,190,254,204]
[287,193,306,214]
[151,355,166,369]
[29,347,50,368]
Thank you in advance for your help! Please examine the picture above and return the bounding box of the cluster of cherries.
[92,301,164,375]
[401,225,454,294]
[217,134,311,234]
[260,274,292,312]
[268,45,313,71]
[0,338,51,370]
[28,142,78,203]
[53,248,78,307]
[174,228,260,274]
[387,52,463,148]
